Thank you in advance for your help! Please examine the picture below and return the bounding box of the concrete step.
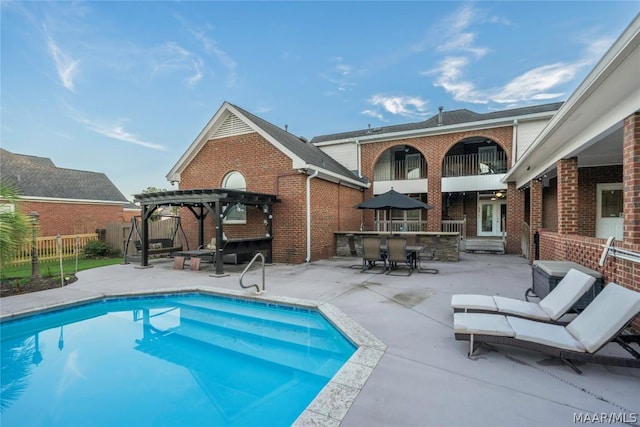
[464,239,505,254]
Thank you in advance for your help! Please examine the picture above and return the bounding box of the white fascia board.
[504,16,640,187]
[17,196,128,205]
[299,163,369,189]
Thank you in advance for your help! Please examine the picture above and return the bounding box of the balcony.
[373,157,428,195]
[374,158,427,181]
[443,152,507,177]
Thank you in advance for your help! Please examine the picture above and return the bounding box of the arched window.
[222,171,246,223]
[222,171,246,191]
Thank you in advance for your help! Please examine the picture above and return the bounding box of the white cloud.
[174,14,239,87]
[492,63,580,103]
[424,3,598,106]
[47,36,79,92]
[436,3,488,59]
[361,109,385,121]
[68,107,167,151]
[364,95,430,121]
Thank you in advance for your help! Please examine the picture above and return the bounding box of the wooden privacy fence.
[105,217,181,256]
[8,233,98,266]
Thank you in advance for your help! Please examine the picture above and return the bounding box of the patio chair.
[453,282,640,374]
[417,235,439,274]
[451,268,596,322]
[386,237,413,276]
[362,236,386,273]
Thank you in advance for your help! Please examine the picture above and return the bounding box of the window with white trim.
[222,171,246,224]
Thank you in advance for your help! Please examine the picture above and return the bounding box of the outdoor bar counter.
[335,231,460,262]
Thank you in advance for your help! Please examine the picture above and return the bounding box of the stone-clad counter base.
[335,231,460,262]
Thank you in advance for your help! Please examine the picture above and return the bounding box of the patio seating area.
[1,253,638,426]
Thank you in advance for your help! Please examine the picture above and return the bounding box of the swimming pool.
[0,293,357,426]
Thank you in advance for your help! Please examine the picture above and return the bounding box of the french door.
[477,194,506,236]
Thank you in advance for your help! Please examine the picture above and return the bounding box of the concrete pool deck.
[1,253,638,426]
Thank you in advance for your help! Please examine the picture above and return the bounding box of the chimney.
[438,106,443,126]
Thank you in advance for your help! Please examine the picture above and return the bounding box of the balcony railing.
[374,158,427,181]
[443,152,507,177]
[375,220,428,232]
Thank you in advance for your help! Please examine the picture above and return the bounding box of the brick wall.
[542,178,557,231]
[506,182,524,254]
[178,131,362,263]
[557,158,579,234]
[623,113,640,244]
[18,200,125,236]
[538,231,640,331]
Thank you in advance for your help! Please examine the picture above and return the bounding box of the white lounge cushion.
[506,316,585,352]
[538,269,596,320]
[451,294,497,312]
[453,313,515,337]
[566,283,640,353]
[493,297,551,321]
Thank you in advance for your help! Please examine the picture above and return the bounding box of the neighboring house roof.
[167,101,369,188]
[0,148,129,203]
[310,102,563,144]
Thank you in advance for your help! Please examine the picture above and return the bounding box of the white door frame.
[596,183,623,240]
[477,194,506,237]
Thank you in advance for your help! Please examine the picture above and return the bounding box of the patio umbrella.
[355,188,433,231]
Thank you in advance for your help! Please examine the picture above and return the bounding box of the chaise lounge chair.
[453,282,640,373]
[451,268,596,322]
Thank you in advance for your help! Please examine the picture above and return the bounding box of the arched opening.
[442,137,507,177]
[222,171,247,224]
[373,145,427,181]
[370,145,429,232]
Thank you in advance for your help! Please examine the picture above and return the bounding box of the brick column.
[427,164,442,232]
[623,112,640,244]
[557,157,579,234]
[505,182,523,255]
[529,179,543,261]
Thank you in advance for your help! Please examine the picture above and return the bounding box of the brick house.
[311,102,562,254]
[166,103,369,264]
[168,17,639,296]
[0,148,130,236]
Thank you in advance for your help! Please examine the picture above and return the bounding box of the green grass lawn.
[2,257,123,281]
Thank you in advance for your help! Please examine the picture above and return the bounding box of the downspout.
[306,168,319,262]
[356,139,362,178]
[511,119,518,167]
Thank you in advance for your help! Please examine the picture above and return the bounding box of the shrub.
[84,240,111,258]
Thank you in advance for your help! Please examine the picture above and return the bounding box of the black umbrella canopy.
[355,189,433,210]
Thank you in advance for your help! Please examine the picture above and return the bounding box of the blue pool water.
[0,293,356,426]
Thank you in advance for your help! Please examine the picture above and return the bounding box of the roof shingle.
[0,149,129,202]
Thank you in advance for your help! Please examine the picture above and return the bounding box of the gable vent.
[209,113,253,139]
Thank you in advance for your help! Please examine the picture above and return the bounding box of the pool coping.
[0,285,387,427]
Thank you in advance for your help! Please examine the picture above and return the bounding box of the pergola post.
[213,201,226,276]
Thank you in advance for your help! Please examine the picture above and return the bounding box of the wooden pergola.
[132,188,279,275]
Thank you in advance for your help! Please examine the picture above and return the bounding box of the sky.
[2,1,639,201]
